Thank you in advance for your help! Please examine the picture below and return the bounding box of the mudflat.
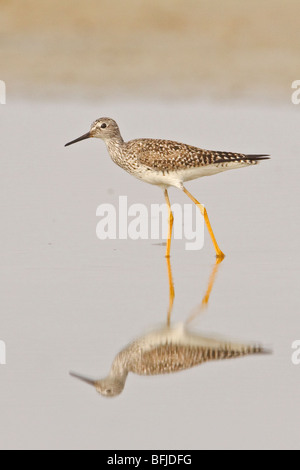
[1,0,299,99]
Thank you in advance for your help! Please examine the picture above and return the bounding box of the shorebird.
[65,118,269,258]
[70,259,270,397]
[70,325,267,397]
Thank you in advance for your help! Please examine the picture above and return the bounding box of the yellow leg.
[166,255,175,326]
[182,186,225,260]
[186,257,223,324]
[164,189,174,259]
[200,256,223,309]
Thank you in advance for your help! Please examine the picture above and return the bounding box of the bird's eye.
[106,389,112,394]
[101,123,107,129]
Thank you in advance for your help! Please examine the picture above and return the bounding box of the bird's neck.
[109,349,129,382]
[104,137,126,166]
[105,136,124,151]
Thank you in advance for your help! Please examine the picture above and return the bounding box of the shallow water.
[0,99,299,449]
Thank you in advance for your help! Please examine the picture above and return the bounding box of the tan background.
[1,0,299,100]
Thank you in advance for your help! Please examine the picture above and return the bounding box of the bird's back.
[118,326,266,376]
[126,138,269,173]
[127,342,265,376]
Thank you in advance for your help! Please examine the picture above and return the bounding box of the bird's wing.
[130,139,269,172]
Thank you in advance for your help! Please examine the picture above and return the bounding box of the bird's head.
[70,372,125,398]
[65,117,121,147]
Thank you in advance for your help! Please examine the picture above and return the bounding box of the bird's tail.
[244,155,270,161]
[213,151,270,165]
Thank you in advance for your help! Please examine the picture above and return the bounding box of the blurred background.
[1,0,299,101]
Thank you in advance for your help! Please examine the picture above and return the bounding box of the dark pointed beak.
[70,372,97,387]
[65,132,91,147]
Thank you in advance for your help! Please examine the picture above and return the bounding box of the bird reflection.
[71,258,267,397]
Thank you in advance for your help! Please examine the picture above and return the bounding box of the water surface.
[0,99,299,449]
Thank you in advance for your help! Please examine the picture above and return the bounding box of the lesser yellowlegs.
[65,118,269,259]
[70,324,267,398]
[70,259,269,397]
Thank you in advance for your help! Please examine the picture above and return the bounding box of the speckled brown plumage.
[116,337,265,376]
[70,325,269,397]
[126,138,269,172]
[65,117,270,259]
[65,117,270,187]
